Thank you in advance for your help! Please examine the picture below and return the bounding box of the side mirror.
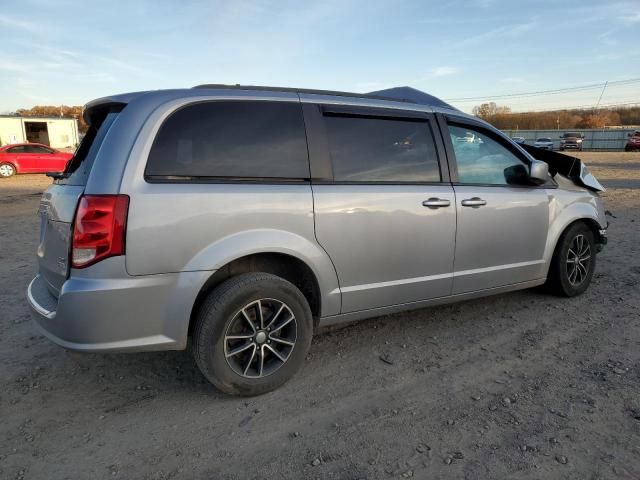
[529,160,549,185]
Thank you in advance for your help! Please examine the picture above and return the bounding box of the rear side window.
[323,114,441,182]
[59,105,122,186]
[7,146,26,153]
[146,101,309,180]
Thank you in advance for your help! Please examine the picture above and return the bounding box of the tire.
[193,272,313,396]
[546,222,596,297]
[0,163,16,178]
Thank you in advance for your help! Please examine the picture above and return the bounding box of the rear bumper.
[27,260,211,352]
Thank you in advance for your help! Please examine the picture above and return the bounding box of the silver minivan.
[27,85,607,395]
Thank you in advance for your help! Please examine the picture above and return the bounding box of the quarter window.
[448,124,528,185]
[146,101,309,179]
[324,114,441,182]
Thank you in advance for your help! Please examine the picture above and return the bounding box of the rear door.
[304,103,456,313]
[37,110,121,295]
[441,117,549,294]
[28,145,58,171]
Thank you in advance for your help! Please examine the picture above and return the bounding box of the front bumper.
[596,227,608,252]
[27,260,210,352]
[560,144,582,150]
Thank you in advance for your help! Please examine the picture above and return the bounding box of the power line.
[491,101,640,114]
[445,78,640,102]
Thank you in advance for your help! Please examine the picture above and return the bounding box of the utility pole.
[557,117,560,130]
[595,81,608,112]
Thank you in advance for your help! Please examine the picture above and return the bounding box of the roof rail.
[192,83,410,103]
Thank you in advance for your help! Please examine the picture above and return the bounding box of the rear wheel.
[546,222,596,297]
[0,163,16,178]
[193,272,313,396]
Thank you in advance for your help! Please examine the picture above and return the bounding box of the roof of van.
[84,85,460,123]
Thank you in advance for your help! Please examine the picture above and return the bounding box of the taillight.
[71,195,129,268]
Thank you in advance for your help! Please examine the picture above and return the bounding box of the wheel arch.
[544,215,602,278]
[188,251,330,337]
[0,161,17,176]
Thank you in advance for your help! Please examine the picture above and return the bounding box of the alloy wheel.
[223,298,297,378]
[566,234,591,286]
[0,164,15,177]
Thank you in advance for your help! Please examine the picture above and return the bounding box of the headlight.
[576,139,583,143]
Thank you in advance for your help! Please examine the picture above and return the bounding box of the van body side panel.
[123,183,340,317]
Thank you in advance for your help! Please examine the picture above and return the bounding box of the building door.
[24,121,50,146]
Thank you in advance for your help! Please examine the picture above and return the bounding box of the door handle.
[461,197,487,207]
[422,198,451,208]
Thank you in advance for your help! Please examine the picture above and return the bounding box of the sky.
[0,0,639,113]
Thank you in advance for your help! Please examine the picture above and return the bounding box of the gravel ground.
[1,152,639,480]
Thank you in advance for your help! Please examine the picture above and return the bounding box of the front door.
[307,105,456,313]
[444,120,550,294]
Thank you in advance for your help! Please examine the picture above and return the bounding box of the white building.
[0,116,80,149]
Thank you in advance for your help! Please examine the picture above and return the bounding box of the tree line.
[472,102,640,130]
[11,102,640,134]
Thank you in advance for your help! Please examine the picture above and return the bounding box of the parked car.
[559,132,584,151]
[534,137,554,150]
[0,143,73,178]
[625,130,640,151]
[27,85,607,396]
[455,131,480,143]
[512,136,526,145]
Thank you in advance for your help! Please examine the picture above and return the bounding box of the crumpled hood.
[521,144,605,192]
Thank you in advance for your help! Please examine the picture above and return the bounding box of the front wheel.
[546,222,596,297]
[193,272,313,396]
[0,163,16,178]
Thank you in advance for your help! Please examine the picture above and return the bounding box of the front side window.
[146,101,309,179]
[448,124,528,185]
[323,114,441,182]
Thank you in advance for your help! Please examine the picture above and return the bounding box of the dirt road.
[1,153,639,479]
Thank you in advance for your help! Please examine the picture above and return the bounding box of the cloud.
[429,66,460,77]
[499,77,525,84]
[621,11,640,23]
[449,18,537,49]
[0,14,46,33]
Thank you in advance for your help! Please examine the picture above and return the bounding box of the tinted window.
[59,108,122,186]
[449,124,528,185]
[146,101,309,179]
[7,146,26,153]
[324,114,440,182]
[25,145,52,153]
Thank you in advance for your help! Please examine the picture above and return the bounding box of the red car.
[0,143,73,178]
